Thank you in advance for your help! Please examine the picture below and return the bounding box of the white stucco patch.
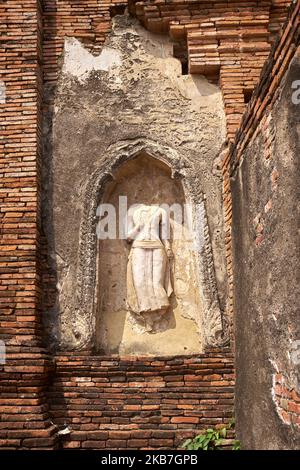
[0,81,6,104]
[62,38,122,82]
[290,340,300,366]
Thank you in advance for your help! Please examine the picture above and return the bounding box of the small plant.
[182,420,241,451]
[232,439,241,451]
[182,427,227,451]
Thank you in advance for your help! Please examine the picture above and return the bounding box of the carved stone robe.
[127,205,173,315]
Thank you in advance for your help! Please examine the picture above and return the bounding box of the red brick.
[127,439,149,448]
[82,440,105,449]
[171,417,199,424]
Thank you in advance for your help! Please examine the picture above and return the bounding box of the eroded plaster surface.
[232,53,300,449]
[42,14,227,352]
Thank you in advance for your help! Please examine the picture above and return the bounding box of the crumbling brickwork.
[0,2,57,449]
[0,347,57,449]
[230,1,300,449]
[129,0,291,140]
[48,352,234,449]
[43,1,128,84]
[273,373,300,429]
[0,1,43,347]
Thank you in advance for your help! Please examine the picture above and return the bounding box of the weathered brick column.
[0,1,57,449]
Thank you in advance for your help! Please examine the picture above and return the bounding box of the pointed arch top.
[72,138,226,350]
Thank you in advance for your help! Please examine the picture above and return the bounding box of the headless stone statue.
[126,205,173,322]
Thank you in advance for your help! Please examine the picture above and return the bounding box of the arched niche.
[74,139,225,352]
[95,152,203,355]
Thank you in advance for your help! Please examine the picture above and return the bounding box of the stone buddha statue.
[126,204,173,319]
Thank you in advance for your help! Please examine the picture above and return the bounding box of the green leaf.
[181,426,242,452]
[202,438,211,448]
[182,439,192,448]
[194,442,203,450]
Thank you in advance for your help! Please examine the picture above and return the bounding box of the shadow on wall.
[41,0,127,350]
[41,0,59,350]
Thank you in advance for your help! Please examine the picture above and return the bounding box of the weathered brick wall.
[220,0,295,340]
[129,0,291,140]
[40,1,291,138]
[273,373,300,429]
[229,0,300,449]
[228,1,299,172]
[0,347,57,449]
[0,1,57,449]
[48,352,234,449]
[43,0,127,84]
[0,0,43,347]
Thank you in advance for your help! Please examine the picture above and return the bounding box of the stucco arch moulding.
[73,138,227,351]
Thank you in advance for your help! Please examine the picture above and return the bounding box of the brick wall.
[228,1,299,172]
[47,352,234,449]
[129,0,291,140]
[0,0,43,347]
[0,346,57,449]
[40,1,291,138]
[223,0,299,298]
[273,373,300,429]
[229,0,300,448]
[0,1,56,449]
[221,0,296,339]
[43,0,128,84]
